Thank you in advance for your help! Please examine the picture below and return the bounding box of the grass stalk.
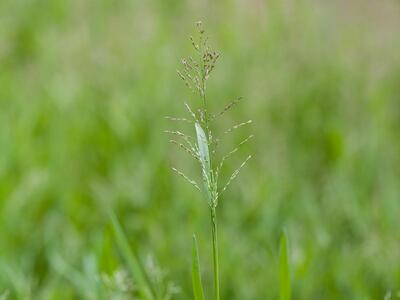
[210,207,220,300]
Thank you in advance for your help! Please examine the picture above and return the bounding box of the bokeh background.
[1,0,400,299]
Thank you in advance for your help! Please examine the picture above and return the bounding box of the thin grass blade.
[191,235,205,300]
[111,213,156,300]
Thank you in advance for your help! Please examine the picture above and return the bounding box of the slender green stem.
[210,207,220,300]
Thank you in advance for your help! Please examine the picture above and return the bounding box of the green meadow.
[1,0,400,299]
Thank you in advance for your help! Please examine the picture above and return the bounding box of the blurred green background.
[1,0,400,299]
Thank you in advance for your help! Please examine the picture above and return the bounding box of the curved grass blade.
[279,233,291,300]
[192,235,205,300]
[111,213,156,300]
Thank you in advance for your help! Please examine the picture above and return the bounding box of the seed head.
[168,22,252,207]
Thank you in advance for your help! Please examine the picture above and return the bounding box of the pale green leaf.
[195,122,210,175]
[195,122,213,203]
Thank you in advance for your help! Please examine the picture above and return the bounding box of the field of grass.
[1,0,400,299]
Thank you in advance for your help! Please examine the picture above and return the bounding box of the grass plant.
[166,22,252,300]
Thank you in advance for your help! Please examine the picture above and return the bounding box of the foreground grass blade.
[192,235,205,300]
[279,233,291,300]
[111,213,156,300]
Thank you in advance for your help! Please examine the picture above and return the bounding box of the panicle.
[168,22,252,206]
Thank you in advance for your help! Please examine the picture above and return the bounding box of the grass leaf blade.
[195,122,210,175]
[110,213,156,300]
[195,122,214,204]
[192,235,205,300]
